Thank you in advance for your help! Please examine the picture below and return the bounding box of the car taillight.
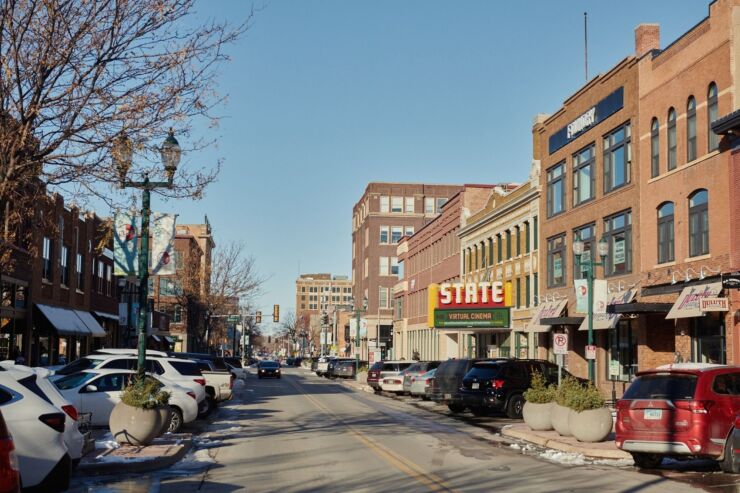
[674,400,714,414]
[491,379,505,389]
[39,412,66,433]
[0,415,19,493]
[426,378,432,384]
[194,378,206,386]
[187,391,196,400]
[61,404,78,421]
[615,400,630,411]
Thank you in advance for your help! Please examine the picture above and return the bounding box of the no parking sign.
[553,333,568,355]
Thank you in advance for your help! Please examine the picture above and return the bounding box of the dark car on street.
[333,359,366,379]
[327,358,355,378]
[429,358,487,412]
[257,360,281,379]
[366,361,384,389]
[460,359,573,418]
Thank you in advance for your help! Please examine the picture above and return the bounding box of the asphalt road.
[145,367,706,493]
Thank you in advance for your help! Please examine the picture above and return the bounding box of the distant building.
[295,273,352,354]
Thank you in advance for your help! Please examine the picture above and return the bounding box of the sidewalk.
[501,423,632,461]
[76,433,194,476]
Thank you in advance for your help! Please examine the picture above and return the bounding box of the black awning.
[607,303,673,314]
[712,109,740,135]
[540,317,584,326]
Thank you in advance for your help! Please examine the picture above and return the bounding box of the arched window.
[667,108,677,170]
[708,83,719,152]
[688,189,709,257]
[657,202,674,263]
[687,96,697,162]
[651,118,660,177]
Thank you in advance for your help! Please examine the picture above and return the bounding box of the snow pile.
[194,437,223,449]
[509,443,521,450]
[94,432,119,450]
[94,453,151,463]
[538,449,587,465]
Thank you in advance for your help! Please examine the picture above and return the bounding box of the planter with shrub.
[551,376,580,437]
[109,376,171,446]
[522,372,555,431]
[567,384,613,443]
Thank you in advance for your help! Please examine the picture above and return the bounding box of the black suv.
[429,358,489,412]
[460,359,573,419]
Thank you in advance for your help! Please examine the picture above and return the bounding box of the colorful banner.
[150,213,177,276]
[113,212,139,276]
[574,280,588,314]
[666,282,723,319]
[593,279,608,314]
[578,289,637,331]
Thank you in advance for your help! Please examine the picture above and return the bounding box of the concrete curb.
[501,425,631,460]
[76,436,194,476]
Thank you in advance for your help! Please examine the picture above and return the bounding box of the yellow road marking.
[286,375,460,493]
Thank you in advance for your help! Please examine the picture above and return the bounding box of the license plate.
[444,393,452,400]
[471,383,480,389]
[644,409,662,420]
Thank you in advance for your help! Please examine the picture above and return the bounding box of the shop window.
[688,189,709,257]
[608,320,637,382]
[667,108,677,170]
[687,96,697,162]
[572,223,594,281]
[604,210,632,277]
[573,144,595,205]
[546,162,565,217]
[691,314,725,364]
[650,117,660,178]
[657,202,674,264]
[603,123,631,193]
[708,83,719,152]
[546,234,566,288]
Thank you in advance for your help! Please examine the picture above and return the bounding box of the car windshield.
[54,372,96,390]
[421,369,436,378]
[55,357,100,376]
[622,374,698,400]
[261,361,279,368]
[466,363,503,379]
[405,363,422,373]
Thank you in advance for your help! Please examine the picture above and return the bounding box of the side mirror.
[83,384,98,393]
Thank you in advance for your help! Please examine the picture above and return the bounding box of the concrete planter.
[109,402,164,446]
[158,405,172,435]
[568,407,613,443]
[522,401,553,431]
[551,403,572,437]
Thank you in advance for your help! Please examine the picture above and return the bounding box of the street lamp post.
[573,235,609,384]
[351,296,368,381]
[113,129,182,378]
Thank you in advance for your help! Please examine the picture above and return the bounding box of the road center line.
[285,374,460,493]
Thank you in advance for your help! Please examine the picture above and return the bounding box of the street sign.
[227,315,240,323]
[433,308,510,328]
[585,345,597,360]
[723,272,740,290]
[553,333,568,355]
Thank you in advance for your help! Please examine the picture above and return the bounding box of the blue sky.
[152,0,710,334]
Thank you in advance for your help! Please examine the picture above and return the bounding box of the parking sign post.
[553,332,569,386]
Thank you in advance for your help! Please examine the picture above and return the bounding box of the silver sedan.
[409,369,436,399]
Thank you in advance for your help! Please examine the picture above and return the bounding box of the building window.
[488,238,494,266]
[480,241,486,267]
[687,96,697,162]
[547,234,566,288]
[42,237,53,281]
[608,320,637,382]
[60,245,70,286]
[76,253,84,290]
[708,83,719,152]
[364,258,368,278]
[380,196,389,213]
[515,226,521,256]
[435,198,447,213]
[533,216,538,251]
[97,260,104,292]
[173,305,182,323]
[379,226,389,244]
[688,189,709,257]
[533,273,538,304]
[657,202,675,264]
[106,265,112,296]
[525,222,530,254]
[572,223,594,281]
[667,108,677,170]
[691,313,725,364]
[405,226,414,237]
[546,162,565,217]
[379,287,389,309]
[379,257,389,276]
[650,117,660,178]
[390,257,399,276]
[525,275,530,308]
[391,226,403,244]
[391,196,403,213]
[573,144,595,205]
[603,123,631,193]
[515,278,521,308]
[604,210,632,277]
[424,197,434,214]
[496,234,502,263]
[404,197,414,213]
[505,230,512,259]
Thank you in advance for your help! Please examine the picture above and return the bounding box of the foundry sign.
[428,282,512,329]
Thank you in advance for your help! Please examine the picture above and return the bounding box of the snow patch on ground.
[94,432,119,450]
[509,443,521,450]
[538,449,587,465]
[168,449,215,472]
[94,454,151,463]
[194,437,223,449]
[593,457,634,467]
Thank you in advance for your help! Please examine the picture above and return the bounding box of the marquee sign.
[428,282,512,329]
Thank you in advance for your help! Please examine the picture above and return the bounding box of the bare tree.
[0,0,251,268]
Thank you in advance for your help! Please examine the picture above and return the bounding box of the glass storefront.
[691,313,725,364]
[607,320,637,381]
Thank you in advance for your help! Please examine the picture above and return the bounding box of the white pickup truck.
[194,360,234,403]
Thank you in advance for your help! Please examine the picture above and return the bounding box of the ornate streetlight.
[350,296,368,381]
[573,235,609,383]
[113,129,181,378]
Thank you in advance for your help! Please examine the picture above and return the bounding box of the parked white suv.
[0,373,71,491]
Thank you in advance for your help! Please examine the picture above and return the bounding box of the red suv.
[615,363,740,472]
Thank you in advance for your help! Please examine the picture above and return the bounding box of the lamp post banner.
[593,279,608,314]
[113,212,139,276]
[574,280,588,314]
[150,213,177,276]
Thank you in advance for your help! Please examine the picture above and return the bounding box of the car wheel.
[168,407,183,433]
[470,406,488,417]
[198,397,217,419]
[631,452,663,470]
[373,388,382,394]
[36,453,71,492]
[720,431,740,473]
[448,402,466,413]
[506,394,525,419]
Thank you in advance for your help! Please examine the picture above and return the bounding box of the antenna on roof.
[584,12,589,82]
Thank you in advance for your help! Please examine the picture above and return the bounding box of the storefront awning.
[607,302,673,314]
[524,300,568,332]
[541,316,584,326]
[93,311,119,321]
[666,282,722,319]
[75,311,107,338]
[578,289,637,331]
[35,304,91,337]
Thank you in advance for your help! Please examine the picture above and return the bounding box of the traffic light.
[255,311,262,324]
[273,304,279,323]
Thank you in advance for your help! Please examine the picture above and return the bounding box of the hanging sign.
[585,345,597,360]
[574,280,589,314]
[700,297,729,312]
[429,282,512,329]
[113,212,139,276]
[593,280,608,314]
[151,213,177,276]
